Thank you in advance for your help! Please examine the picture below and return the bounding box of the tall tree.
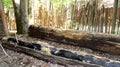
[0,0,9,35]
[12,0,28,34]
[112,0,118,34]
[12,0,23,34]
[20,0,29,34]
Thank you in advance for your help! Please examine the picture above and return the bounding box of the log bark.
[1,42,99,67]
[28,25,120,55]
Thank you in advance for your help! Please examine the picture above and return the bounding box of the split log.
[1,41,100,67]
[28,25,120,55]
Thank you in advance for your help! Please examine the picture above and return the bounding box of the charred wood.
[1,40,100,67]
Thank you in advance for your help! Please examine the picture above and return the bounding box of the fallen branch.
[0,42,11,58]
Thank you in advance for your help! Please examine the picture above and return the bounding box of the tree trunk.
[105,8,108,33]
[0,0,9,36]
[20,0,29,34]
[12,0,29,34]
[112,0,118,34]
[12,0,23,34]
[28,25,120,55]
[28,0,34,26]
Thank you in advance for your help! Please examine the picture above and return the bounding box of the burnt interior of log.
[7,37,41,50]
[4,37,84,62]
[2,37,102,67]
[2,37,120,67]
[2,42,100,67]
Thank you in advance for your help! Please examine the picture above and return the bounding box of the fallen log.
[1,40,100,67]
[28,25,120,55]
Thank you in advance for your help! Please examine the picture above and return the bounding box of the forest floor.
[0,35,120,67]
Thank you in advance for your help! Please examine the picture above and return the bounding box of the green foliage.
[69,21,80,30]
[50,0,71,10]
[2,0,13,8]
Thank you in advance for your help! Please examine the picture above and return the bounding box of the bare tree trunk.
[105,8,108,33]
[12,0,24,34]
[0,0,9,35]
[100,5,104,33]
[112,0,118,34]
[20,0,29,34]
[28,0,34,26]
[12,0,29,34]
